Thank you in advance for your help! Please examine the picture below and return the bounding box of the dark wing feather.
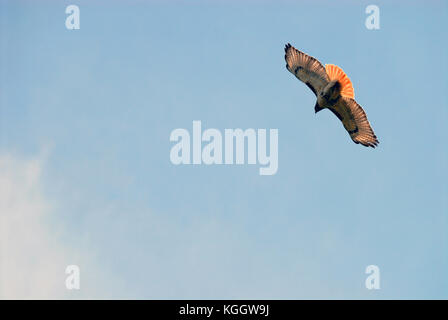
[329,97,379,148]
[284,43,329,96]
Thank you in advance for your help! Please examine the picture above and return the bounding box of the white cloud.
[0,150,122,299]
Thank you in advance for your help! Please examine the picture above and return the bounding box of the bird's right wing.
[284,43,329,97]
[329,97,379,148]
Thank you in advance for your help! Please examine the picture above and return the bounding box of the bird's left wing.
[284,43,329,96]
[329,97,379,148]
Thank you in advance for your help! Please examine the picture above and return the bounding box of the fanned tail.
[325,64,355,98]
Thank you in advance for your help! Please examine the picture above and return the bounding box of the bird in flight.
[284,43,379,148]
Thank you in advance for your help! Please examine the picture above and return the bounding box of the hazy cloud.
[0,150,124,299]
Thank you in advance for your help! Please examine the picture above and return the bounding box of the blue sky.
[0,0,447,299]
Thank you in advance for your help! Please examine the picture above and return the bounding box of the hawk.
[284,43,379,148]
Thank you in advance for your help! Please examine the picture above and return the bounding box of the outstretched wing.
[329,97,379,148]
[284,43,329,96]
